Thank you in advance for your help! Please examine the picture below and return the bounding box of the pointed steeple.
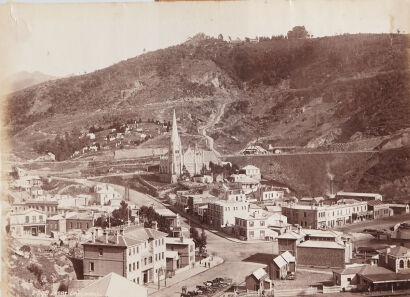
[169,109,182,176]
[171,109,180,145]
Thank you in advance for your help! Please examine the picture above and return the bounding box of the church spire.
[171,109,179,144]
[169,109,182,176]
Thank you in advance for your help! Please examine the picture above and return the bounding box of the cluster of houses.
[245,243,410,295]
[168,162,409,245]
[6,167,215,296]
[6,167,138,238]
[70,120,168,159]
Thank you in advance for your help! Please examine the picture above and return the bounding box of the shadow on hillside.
[242,253,275,265]
[68,257,84,279]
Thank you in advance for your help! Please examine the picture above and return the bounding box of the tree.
[198,228,207,255]
[95,201,135,228]
[287,26,309,39]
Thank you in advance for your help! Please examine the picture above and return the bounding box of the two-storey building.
[82,224,167,285]
[9,209,47,237]
[207,200,249,229]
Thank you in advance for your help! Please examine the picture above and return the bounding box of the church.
[159,110,219,183]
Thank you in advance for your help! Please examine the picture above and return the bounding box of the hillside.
[4,32,410,198]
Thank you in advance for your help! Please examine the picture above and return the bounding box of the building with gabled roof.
[82,224,167,285]
[245,267,273,293]
[239,165,261,181]
[74,272,147,297]
[269,251,295,280]
[379,246,410,273]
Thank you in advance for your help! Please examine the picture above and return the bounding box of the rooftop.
[384,246,410,257]
[277,231,304,240]
[212,200,249,206]
[83,226,167,247]
[76,272,147,297]
[164,237,194,245]
[297,240,345,249]
[251,268,267,280]
[333,264,366,275]
[155,208,177,217]
[367,200,386,207]
[281,251,295,263]
[242,165,259,170]
[337,192,382,198]
[273,254,287,268]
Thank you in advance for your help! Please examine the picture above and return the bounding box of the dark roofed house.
[357,264,410,292]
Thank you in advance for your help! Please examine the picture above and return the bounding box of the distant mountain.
[0,71,57,95]
[4,33,410,198]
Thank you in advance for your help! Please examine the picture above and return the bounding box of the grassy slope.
[4,33,410,199]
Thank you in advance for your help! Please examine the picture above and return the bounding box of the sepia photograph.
[1,0,410,296]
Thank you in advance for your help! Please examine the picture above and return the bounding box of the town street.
[148,212,276,297]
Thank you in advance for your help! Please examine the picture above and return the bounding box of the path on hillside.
[198,100,227,157]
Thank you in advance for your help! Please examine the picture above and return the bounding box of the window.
[70,222,73,228]
[137,246,139,253]
[137,261,139,269]
[162,252,164,259]
[86,223,89,229]
[144,258,147,265]
[129,249,132,256]
[260,221,265,226]
[129,264,132,272]
[155,254,158,261]
[133,263,135,271]
[137,277,139,284]
[99,248,103,256]
[162,238,164,245]
[39,216,43,222]
[149,256,152,263]
[249,231,254,238]
[347,278,351,282]
[77,222,81,228]
[89,262,95,271]
[32,216,36,223]
[400,260,404,268]
[25,216,29,223]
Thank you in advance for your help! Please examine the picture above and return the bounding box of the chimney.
[385,247,390,264]
[91,231,95,243]
[116,231,119,245]
[152,221,158,231]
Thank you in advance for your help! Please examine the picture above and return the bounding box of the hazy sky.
[1,0,409,80]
